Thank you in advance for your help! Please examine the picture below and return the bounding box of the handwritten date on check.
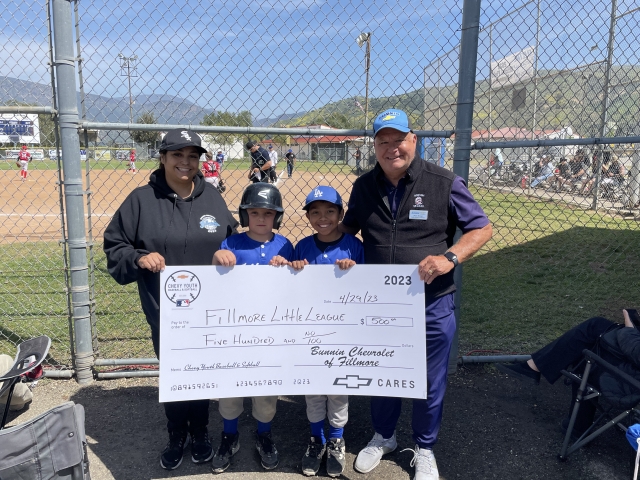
[159,265,426,402]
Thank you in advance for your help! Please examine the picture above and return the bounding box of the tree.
[39,112,56,146]
[201,110,252,146]
[131,111,159,148]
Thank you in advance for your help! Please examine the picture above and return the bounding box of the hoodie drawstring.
[164,194,178,253]
[184,201,194,254]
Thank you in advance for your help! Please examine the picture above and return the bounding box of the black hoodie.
[103,169,238,329]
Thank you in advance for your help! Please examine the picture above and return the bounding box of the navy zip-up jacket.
[103,169,238,329]
[342,158,457,299]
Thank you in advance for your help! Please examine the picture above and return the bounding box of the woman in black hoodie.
[104,129,238,471]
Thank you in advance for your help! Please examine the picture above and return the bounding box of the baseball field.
[0,162,638,370]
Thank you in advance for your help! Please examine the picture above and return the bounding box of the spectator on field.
[354,147,362,175]
[246,140,272,183]
[0,354,33,412]
[216,150,226,170]
[553,157,571,190]
[268,145,278,182]
[568,149,590,190]
[484,148,504,177]
[497,309,640,439]
[582,151,626,194]
[602,154,626,187]
[285,149,296,178]
[530,154,555,188]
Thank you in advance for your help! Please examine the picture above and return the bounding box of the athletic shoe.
[255,430,279,470]
[191,428,213,464]
[211,432,240,473]
[326,437,346,477]
[401,445,439,480]
[495,362,541,384]
[160,430,188,470]
[301,435,326,476]
[354,431,397,473]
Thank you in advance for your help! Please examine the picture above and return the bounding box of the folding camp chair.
[0,336,91,479]
[558,348,640,461]
[0,335,50,429]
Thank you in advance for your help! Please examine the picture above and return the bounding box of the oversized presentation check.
[159,265,426,402]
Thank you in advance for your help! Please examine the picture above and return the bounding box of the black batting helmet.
[239,183,284,229]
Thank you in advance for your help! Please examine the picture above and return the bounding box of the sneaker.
[495,362,541,384]
[354,432,397,473]
[326,437,346,477]
[255,430,279,470]
[211,432,240,473]
[191,428,213,464]
[160,430,188,470]
[301,436,326,476]
[401,445,439,480]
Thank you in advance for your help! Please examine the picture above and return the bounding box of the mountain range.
[0,76,303,127]
[3,65,640,137]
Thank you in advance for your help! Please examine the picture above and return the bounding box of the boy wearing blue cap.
[290,186,364,477]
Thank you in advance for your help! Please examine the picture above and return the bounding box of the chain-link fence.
[0,0,638,377]
[0,0,72,373]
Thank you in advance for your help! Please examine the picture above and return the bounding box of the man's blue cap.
[372,109,413,138]
[303,186,343,211]
[288,149,293,152]
[268,145,273,149]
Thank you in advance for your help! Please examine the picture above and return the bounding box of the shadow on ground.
[13,364,624,479]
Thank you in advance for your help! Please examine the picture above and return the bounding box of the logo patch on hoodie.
[200,215,220,233]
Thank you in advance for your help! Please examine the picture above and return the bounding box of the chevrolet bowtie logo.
[333,375,373,389]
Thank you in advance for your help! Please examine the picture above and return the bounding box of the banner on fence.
[158,265,427,402]
[6,149,44,160]
[491,46,535,88]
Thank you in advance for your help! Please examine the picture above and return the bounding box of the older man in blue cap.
[340,109,492,480]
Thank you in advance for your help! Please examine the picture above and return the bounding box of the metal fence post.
[449,0,481,373]
[52,0,94,384]
[592,0,618,210]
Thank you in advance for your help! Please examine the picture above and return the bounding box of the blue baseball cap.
[372,109,413,138]
[268,145,273,149]
[303,186,343,211]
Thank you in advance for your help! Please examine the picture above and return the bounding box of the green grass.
[1,188,638,366]
[461,187,640,354]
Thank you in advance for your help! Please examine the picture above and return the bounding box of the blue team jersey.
[221,232,294,265]
[294,234,364,264]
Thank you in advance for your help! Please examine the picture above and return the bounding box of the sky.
[1,0,638,120]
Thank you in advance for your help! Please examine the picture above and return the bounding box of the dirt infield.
[0,167,358,243]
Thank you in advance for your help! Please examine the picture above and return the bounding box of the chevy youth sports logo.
[199,215,220,233]
[164,270,201,307]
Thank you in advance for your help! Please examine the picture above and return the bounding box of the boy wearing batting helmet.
[211,183,293,473]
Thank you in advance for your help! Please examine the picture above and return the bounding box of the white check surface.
[159,265,426,402]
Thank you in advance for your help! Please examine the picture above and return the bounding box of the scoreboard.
[0,114,40,144]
